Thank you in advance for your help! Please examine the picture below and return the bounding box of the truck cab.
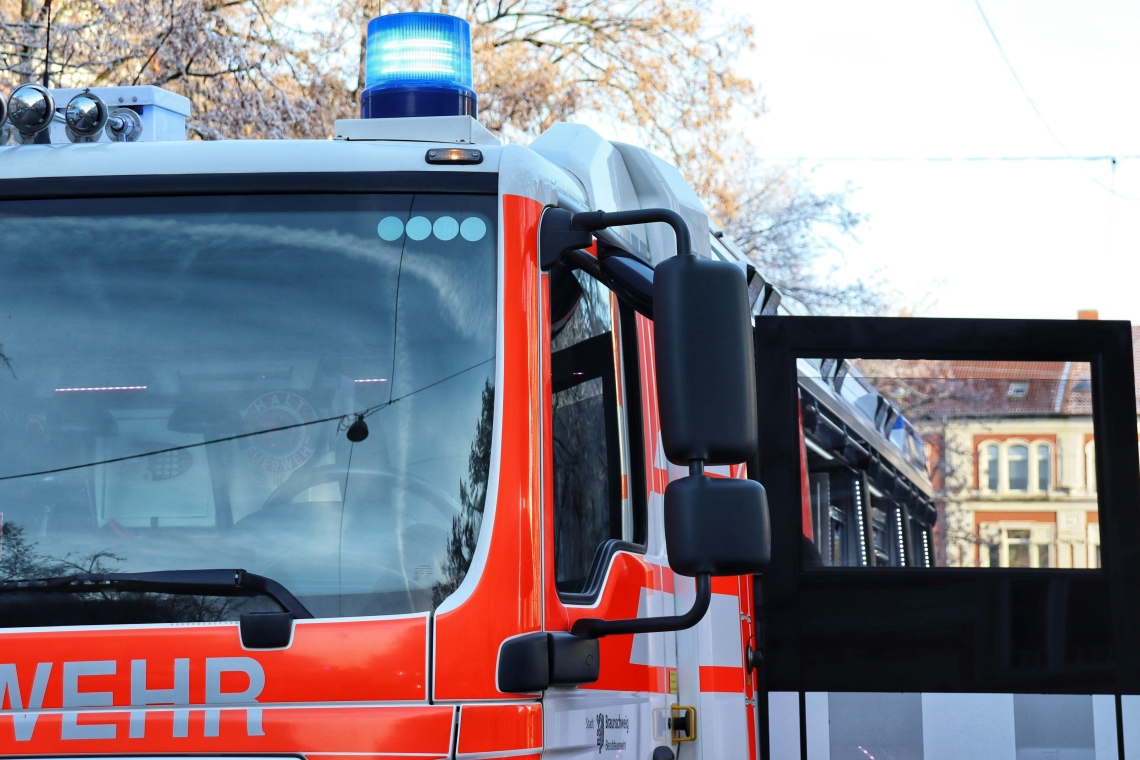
[0,15,765,755]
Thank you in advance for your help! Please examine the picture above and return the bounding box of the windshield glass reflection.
[0,192,497,622]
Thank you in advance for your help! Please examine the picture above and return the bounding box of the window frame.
[548,287,649,605]
[1007,442,1031,492]
[982,441,1000,492]
[977,438,1056,495]
[1036,441,1053,492]
[754,315,1140,694]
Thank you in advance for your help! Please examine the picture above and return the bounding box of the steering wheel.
[261,464,463,522]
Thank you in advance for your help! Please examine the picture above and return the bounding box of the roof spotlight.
[65,90,108,142]
[8,84,55,143]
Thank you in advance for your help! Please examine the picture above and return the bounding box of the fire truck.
[4,10,1140,760]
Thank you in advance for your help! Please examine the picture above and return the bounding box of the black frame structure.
[754,317,1140,695]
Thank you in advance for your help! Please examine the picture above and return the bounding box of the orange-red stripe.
[458,703,542,754]
[699,665,745,693]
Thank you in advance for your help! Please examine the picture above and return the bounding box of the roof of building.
[856,325,1140,419]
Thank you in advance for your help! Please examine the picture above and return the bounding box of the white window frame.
[1032,440,1054,494]
[977,438,1054,495]
[1085,439,1097,494]
[978,439,1001,493]
[1006,441,1031,493]
[980,521,1054,568]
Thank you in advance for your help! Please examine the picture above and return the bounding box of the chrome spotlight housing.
[8,84,55,143]
[106,106,142,142]
[65,90,108,142]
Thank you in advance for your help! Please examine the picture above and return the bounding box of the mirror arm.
[571,208,693,259]
[569,572,711,639]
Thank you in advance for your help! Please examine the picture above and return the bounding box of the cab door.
[539,261,672,759]
[753,316,1140,760]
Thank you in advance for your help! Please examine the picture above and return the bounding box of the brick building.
[892,313,1139,568]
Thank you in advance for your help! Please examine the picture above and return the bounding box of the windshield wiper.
[0,569,313,619]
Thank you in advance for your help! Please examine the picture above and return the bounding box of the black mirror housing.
[654,254,758,465]
[664,474,770,576]
[497,631,600,693]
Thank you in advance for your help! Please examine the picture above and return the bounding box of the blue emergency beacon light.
[361,12,477,119]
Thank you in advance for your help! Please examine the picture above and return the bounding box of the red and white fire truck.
[4,11,1140,760]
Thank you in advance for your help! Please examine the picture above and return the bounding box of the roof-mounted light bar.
[361,12,477,119]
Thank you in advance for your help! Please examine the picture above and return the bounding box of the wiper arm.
[0,569,314,619]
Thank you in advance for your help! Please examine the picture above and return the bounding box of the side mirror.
[653,252,770,577]
[653,253,756,464]
[541,206,770,646]
[662,471,770,576]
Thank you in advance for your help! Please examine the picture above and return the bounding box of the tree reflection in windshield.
[433,380,494,606]
[0,523,256,627]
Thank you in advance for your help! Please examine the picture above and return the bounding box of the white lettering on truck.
[0,663,51,741]
[62,660,117,740]
[0,658,265,741]
[204,657,265,737]
[130,658,190,738]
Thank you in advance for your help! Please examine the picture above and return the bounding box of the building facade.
[934,410,1099,568]
[904,316,1138,569]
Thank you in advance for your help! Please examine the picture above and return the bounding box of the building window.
[1007,528,1032,567]
[980,522,1056,568]
[1008,382,1029,400]
[979,439,1057,495]
[1086,440,1097,493]
[984,443,999,491]
[1008,445,1029,491]
[1036,444,1051,491]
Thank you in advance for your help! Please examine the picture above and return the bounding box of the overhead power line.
[769,155,1140,163]
[972,0,1140,201]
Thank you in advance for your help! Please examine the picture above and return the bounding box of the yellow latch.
[671,705,697,743]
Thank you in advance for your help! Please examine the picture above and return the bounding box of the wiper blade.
[0,569,313,619]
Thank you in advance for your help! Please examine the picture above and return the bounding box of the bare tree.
[0,0,876,313]
[0,0,349,139]
[721,157,884,315]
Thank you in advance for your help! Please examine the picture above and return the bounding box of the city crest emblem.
[242,392,318,472]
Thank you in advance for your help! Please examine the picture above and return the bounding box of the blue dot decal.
[406,216,431,241]
[434,216,459,241]
[377,216,404,241]
[460,217,487,241]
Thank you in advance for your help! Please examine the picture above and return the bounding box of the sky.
[728,0,1140,320]
[588,1,1140,321]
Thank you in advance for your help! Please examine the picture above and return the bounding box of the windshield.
[0,191,497,623]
